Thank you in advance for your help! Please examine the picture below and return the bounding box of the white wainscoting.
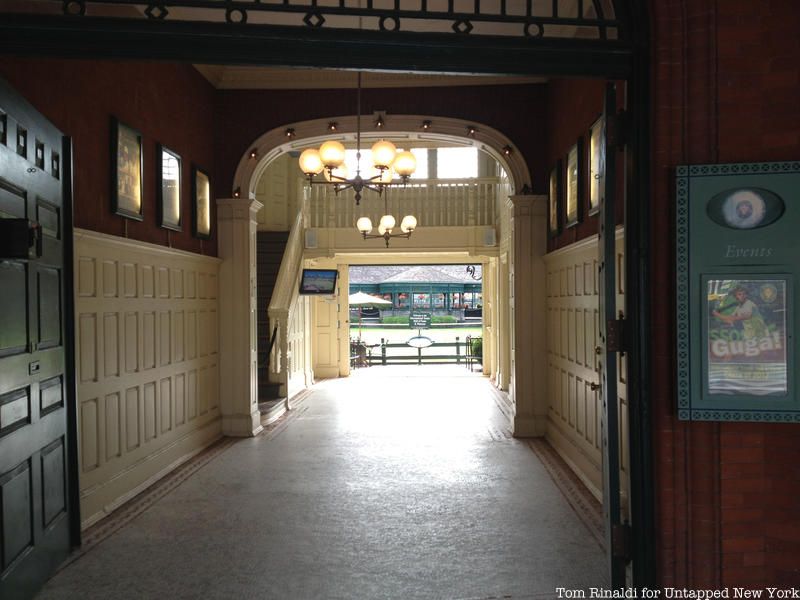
[287,295,313,399]
[75,229,223,527]
[543,230,628,505]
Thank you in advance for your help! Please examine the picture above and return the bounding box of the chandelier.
[297,73,417,205]
[356,188,417,247]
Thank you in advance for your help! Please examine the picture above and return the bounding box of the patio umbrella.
[348,291,392,340]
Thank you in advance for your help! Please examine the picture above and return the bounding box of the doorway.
[0,0,652,590]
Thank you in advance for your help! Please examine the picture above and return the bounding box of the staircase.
[257,231,289,412]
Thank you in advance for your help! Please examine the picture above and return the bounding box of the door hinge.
[611,523,632,560]
[606,318,626,353]
[608,109,628,150]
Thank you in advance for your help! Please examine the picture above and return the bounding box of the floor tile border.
[526,438,605,549]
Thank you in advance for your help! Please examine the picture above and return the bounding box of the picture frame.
[548,160,562,237]
[157,145,182,231]
[588,115,604,215]
[565,138,583,228]
[111,117,144,221]
[191,164,212,240]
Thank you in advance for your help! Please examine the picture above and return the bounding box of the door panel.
[0,76,73,600]
[597,81,626,587]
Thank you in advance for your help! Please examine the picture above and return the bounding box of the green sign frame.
[676,160,800,422]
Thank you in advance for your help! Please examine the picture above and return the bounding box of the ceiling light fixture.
[356,189,417,247]
[298,73,417,205]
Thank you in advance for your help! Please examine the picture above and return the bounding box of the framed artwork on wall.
[588,115,604,215]
[548,160,562,237]
[565,138,583,228]
[157,145,182,231]
[111,117,144,220]
[192,164,212,239]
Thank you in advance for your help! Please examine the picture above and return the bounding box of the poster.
[706,278,788,396]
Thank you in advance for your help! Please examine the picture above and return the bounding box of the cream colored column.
[481,258,496,380]
[217,198,263,437]
[496,253,510,390]
[337,264,350,377]
[508,194,548,437]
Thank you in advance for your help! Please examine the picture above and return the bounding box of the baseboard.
[80,417,222,529]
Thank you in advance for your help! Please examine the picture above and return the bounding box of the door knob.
[590,382,600,392]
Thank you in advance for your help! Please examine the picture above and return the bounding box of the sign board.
[676,161,800,422]
[409,311,431,329]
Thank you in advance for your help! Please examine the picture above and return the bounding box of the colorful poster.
[706,279,788,396]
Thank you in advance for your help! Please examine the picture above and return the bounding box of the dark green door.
[597,81,626,587]
[0,77,74,599]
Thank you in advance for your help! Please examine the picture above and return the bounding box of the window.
[413,293,430,307]
[344,147,429,180]
[437,147,478,179]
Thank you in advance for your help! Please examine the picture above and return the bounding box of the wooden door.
[597,81,626,587]
[0,77,75,599]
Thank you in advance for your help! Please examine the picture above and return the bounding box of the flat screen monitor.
[299,268,338,295]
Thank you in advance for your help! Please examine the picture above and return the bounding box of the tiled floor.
[39,366,606,600]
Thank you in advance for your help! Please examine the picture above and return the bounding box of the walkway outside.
[38,367,606,600]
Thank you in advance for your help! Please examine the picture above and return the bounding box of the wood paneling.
[544,231,627,504]
[75,229,222,527]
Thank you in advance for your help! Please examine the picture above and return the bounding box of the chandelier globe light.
[298,73,416,205]
[356,191,418,247]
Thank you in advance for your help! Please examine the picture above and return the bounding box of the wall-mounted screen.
[299,269,338,295]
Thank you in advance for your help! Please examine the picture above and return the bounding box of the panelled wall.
[544,230,627,506]
[75,229,222,526]
[286,295,313,399]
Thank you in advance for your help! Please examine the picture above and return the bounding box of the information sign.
[676,161,800,422]
[409,311,431,329]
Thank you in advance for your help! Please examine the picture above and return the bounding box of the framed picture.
[191,164,212,239]
[588,116,604,215]
[565,138,583,228]
[548,160,562,237]
[157,145,182,231]
[111,118,143,220]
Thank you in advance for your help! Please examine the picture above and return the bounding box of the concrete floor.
[39,366,606,600]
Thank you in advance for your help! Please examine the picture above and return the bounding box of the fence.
[351,336,482,369]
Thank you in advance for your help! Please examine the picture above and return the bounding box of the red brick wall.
[650,0,800,588]
[0,58,217,255]
[213,83,547,199]
[545,78,603,251]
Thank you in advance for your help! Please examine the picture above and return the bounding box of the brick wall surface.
[650,0,800,588]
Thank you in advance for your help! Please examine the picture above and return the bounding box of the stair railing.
[267,204,306,397]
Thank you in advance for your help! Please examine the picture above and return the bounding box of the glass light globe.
[393,151,417,177]
[400,215,417,233]
[319,140,346,168]
[298,149,324,175]
[356,217,373,234]
[371,140,397,169]
[324,164,348,182]
[379,214,396,231]
[378,223,387,235]
[372,167,394,184]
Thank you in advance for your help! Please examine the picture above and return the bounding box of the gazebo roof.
[349,264,481,285]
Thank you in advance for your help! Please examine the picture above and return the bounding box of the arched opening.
[246,126,522,409]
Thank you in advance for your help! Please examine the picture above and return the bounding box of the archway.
[233,114,532,200]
